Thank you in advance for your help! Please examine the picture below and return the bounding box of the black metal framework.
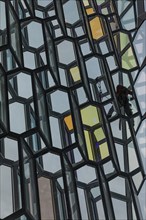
[0,0,146,219]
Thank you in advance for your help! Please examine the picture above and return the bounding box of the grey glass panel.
[0,1,145,219]
[0,166,13,218]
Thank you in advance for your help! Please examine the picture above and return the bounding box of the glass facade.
[0,0,146,219]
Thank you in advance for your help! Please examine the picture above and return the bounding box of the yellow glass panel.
[120,32,129,51]
[114,32,129,51]
[84,130,94,160]
[64,115,73,130]
[86,8,94,15]
[80,105,100,127]
[90,17,103,40]
[82,0,89,6]
[100,142,109,159]
[70,66,81,82]
[122,47,137,70]
[94,128,105,141]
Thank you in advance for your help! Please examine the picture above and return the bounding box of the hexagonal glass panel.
[9,72,32,98]
[63,1,80,24]
[42,153,61,173]
[86,57,101,79]
[76,165,97,184]
[109,176,126,195]
[50,90,70,114]
[9,102,26,133]
[57,40,75,65]
[23,21,44,48]
[80,105,100,126]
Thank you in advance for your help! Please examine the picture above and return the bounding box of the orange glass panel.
[90,17,103,40]
[86,8,94,15]
[64,115,73,130]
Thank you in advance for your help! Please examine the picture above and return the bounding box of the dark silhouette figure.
[107,85,134,125]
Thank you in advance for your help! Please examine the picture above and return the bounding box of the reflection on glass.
[23,147,38,219]
[38,177,55,220]
[9,5,21,63]
[0,68,7,128]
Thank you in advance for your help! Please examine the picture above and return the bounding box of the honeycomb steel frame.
[0,0,146,220]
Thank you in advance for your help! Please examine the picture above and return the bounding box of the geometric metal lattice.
[0,0,146,219]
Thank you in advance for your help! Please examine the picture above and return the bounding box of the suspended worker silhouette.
[107,85,134,123]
